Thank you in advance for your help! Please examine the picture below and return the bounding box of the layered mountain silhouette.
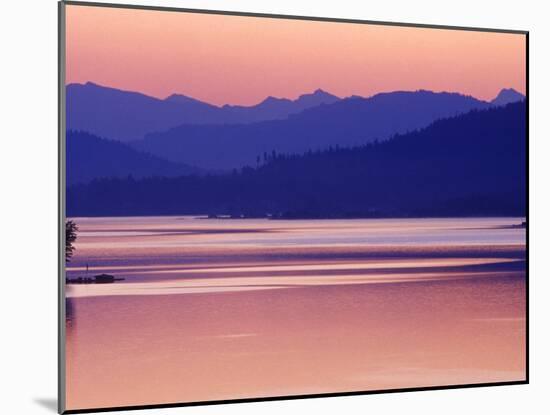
[67,102,526,217]
[66,82,340,141]
[133,90,494,170]
[66,130,199,185]
[66,82,525,153]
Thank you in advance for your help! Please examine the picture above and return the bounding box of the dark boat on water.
[66,273,125,284]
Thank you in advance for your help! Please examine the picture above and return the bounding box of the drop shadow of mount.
[34,398,57,413]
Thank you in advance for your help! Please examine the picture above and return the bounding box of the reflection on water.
[65,298,74,327]
[65,217,526,411]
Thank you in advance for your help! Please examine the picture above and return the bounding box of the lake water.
[65,217,526,410]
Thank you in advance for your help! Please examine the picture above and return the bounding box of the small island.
[65,220,124,284]
[66,273,124,284]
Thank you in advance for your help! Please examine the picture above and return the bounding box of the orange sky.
[65,4,526,106]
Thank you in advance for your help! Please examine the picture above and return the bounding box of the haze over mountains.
[134,90,499,170]
[66,82,525,183]
[67,82,341,142]
[67,102,526,218]
[67,82,524,144]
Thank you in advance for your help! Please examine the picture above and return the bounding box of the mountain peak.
[491,88,525,106]
[296,89,339,106]
[254,95,292,108]
[262,95,285,103]
[165,93,196,103]
[164,93,218,109]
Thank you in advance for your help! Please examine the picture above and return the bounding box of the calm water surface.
[65,217,526,410]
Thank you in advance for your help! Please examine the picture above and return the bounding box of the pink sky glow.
[65,5,526,106]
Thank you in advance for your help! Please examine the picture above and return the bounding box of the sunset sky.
[65,4,526,106]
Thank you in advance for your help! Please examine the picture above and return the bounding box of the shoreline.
[67,214,527,220]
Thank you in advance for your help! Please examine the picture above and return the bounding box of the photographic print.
[60,2,527,412]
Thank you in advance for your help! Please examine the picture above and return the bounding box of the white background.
[0,0,547,414]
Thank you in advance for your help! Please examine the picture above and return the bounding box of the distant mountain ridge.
[66,130,200,185]
[67,82,524,146]
[66,82,341,141]
[133,90,494,170]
